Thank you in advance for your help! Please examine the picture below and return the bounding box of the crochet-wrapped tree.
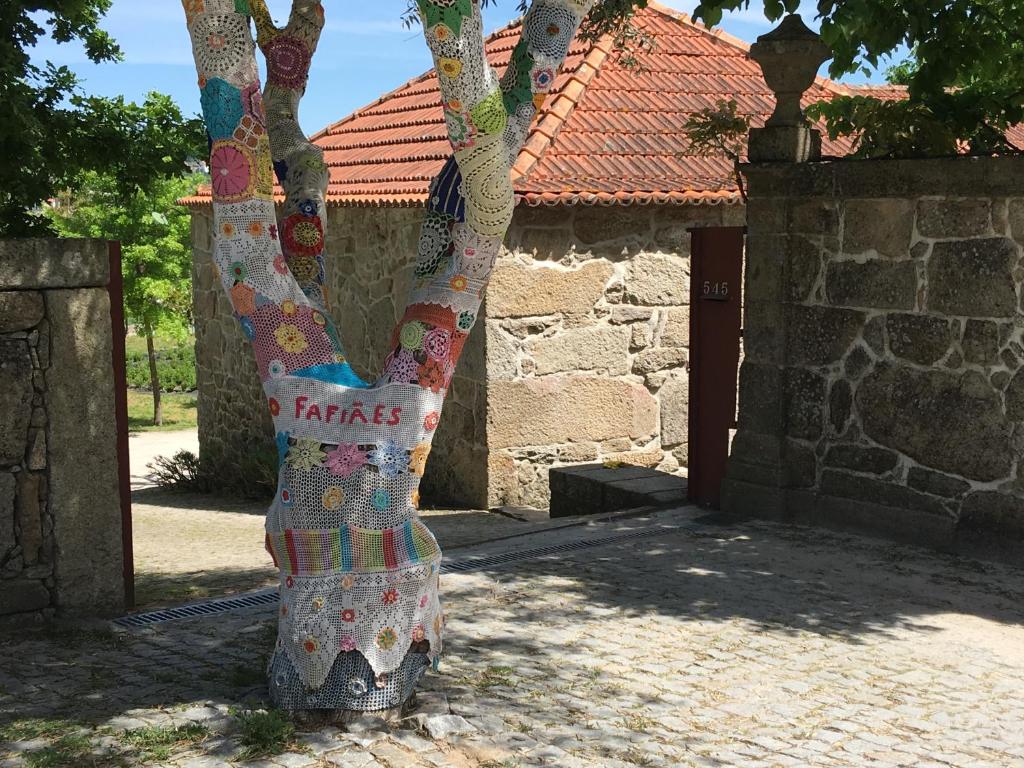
[181,0,596,713]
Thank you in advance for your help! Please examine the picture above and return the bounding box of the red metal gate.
[687,227,744,508]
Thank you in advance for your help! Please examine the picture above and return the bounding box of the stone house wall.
[0,239,125,620]
[484,203,744,508]
[724,156,1024,549]
[191,202,744,509]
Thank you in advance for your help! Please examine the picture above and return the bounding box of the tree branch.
[181,0,346,386]
[380,0,596,387]
[250,0,332,309]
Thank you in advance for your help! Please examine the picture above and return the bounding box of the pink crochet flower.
[210,142,251,199]
[325,443,367,478]
[423,328,452,362]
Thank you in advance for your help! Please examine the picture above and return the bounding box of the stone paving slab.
[2,508,1024,767]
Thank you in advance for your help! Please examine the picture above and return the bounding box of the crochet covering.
[182,0,595,710]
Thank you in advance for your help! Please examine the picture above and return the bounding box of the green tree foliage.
[690,0,1024,157]
[1,1,206,235]
[47,172,203,424]
[683,99,752,200]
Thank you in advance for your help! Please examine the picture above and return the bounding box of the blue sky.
[31,1,896,135]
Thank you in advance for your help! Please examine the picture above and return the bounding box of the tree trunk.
[146,327,163,426]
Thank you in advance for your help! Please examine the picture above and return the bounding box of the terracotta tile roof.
[184,2,1008,209]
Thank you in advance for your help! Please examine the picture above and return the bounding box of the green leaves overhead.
[689,0,1024,157]
[1,2,205,235]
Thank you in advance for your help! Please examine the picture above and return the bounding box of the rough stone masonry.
[724,156,1024,553]
[0,238,125,621]
[190,200,746,509]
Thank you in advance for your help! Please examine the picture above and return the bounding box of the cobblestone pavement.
[3,507,1024,767]
[132,488,548,608]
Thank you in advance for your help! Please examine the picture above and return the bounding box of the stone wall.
[0,239,124,619]
[486,203,744,508]
[724,156,1024,549]
[191,202,744,509]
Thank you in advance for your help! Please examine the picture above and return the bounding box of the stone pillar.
[722,16,831,518]
[747,15,831,163]
[0,239,125,620]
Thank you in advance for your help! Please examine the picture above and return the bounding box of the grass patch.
[127,390,197,432]
[622,712,659,732]
[120,723,209,762]
[459,665,516,691]
[235,710,295,760]
[0,719,78,742]
[22,732,125,768]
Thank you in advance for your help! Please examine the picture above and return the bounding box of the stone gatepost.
[0,239,126,620]
[723,20,1024,552]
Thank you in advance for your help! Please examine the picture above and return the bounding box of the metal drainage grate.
[113,588,278,628]
[113,524,677,629]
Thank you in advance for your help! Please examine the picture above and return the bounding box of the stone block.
[960,492,1024,539]
[786,439,817,488]
[907,467,970,499]
[784,368,825,440]
[927,238,1018,317]
[485,323,519,380]
[623,253,689,305]
[15,473,42,565]
[0,239,109,290]
[0,340,33,467]
[652,223,693,253]
[885,314,951,365]
[736,362,782,434]
[573,206,646,246]
[660,307,690,347]
[787,236,822,302]
[630,322,652,350]
[487,261,613,318]
[1010,198,1024,242]
[633,347,687,375]
[488,377,658,449]
[789,200,839,236]
[826,260,917,310]
[917,199,991,239]
[0,579,50,615]
[857,365,1013,482]
[1007,369,1024,421]
[44,288,124,615]
[841,199,915,258]
[844,346,872,379]
[823,445,899,475]
[961,319,1000,366]
[518,227,573,260]
[747,124,821,163]
[0,292,45,332]
[786,305,865,366]
[828,379,852,434]
[0,473,14,557]
[659,372,689,447]
[819,470,948,516]
[526,325,630,376]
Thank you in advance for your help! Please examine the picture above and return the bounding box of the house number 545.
[702,281,730,301]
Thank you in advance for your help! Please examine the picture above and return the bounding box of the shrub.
[149,446,278,500]
[126,340,196,392]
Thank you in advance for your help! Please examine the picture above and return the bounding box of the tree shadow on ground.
[455,511,1024,651]
[2,510,1023,765]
